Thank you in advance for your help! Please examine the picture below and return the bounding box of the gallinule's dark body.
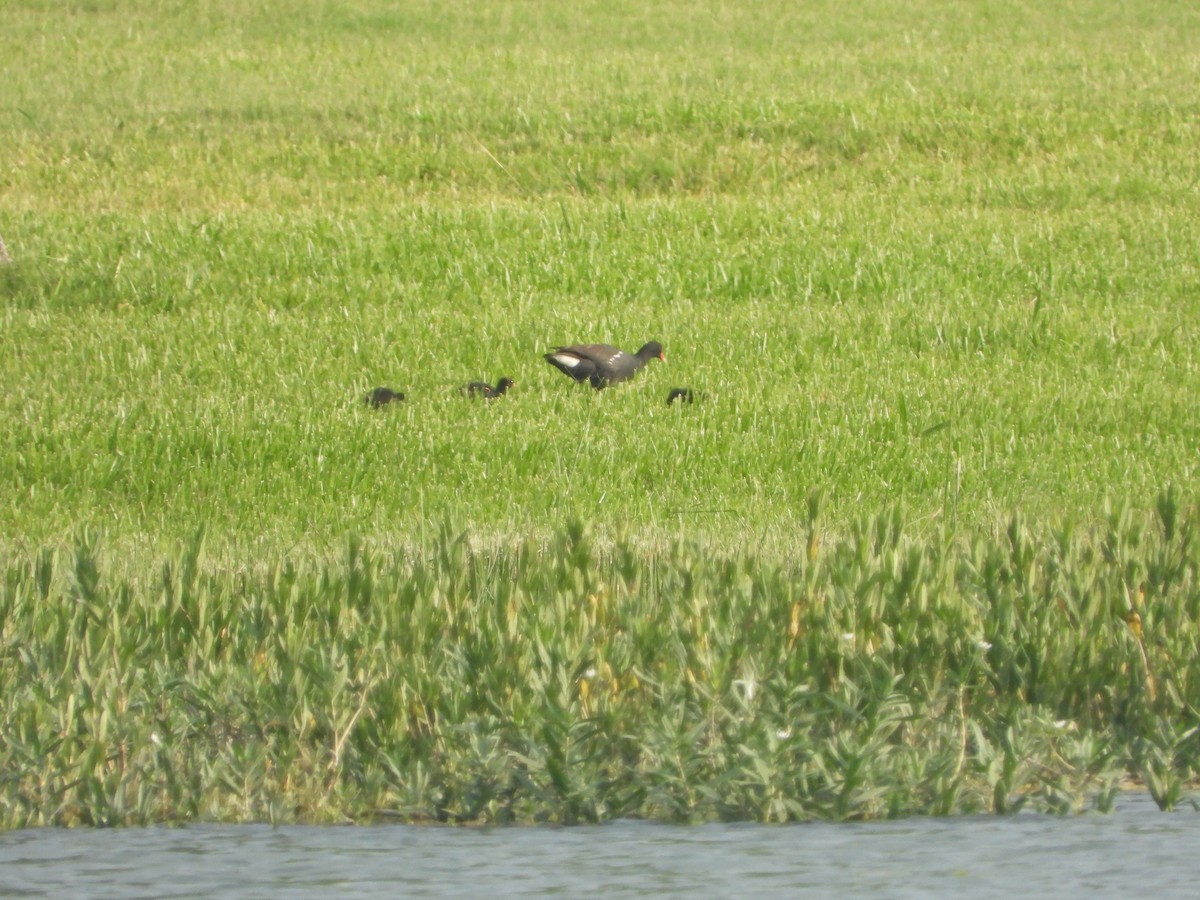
[463,377,515,399]
[544,341,665,389]
[365,387,405,407]
[667,387,694,405]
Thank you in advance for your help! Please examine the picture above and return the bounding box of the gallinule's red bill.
[365,387,405,407]
[544,341,665,389]
[667,387,694,405]
[463,377,515,399]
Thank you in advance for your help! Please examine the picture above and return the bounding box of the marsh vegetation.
[1,0,1198,824]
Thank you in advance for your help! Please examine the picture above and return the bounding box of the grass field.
[2,0,1199,824]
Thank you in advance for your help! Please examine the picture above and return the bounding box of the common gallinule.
[544,341,665,389]
[463,377,515,399]
[667,387,694,405]
[365,387,405,407]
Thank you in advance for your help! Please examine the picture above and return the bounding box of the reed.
[1,496,1195,826]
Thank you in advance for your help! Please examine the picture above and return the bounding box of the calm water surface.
[1,794,1196,899]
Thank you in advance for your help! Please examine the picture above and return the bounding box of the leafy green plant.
[2,502,1197,827]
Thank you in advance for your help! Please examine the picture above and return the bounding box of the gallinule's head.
[667,387,694,405]
[638,341,666,362]
[365,387,405,407]
[492,377,515,397]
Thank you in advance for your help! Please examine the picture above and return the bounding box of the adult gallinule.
[667,387,694,405]
[463,377,515,399]
[544,341,665,389]
[365,387,405,407]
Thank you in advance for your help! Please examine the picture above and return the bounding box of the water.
[1,794,1196,899]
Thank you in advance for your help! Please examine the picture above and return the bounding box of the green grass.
[3,0,1198,552]
[2,0,1200,823]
